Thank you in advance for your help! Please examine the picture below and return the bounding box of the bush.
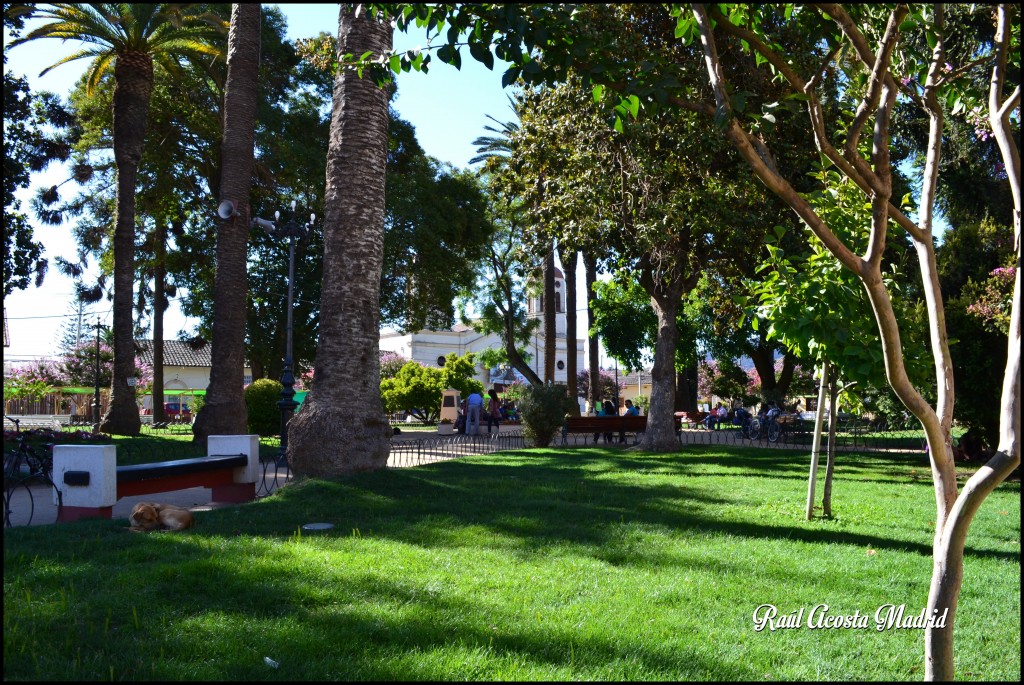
[519,383,575,448]
[244,378,283,436]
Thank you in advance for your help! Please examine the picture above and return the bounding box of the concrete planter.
[437,423,454,435]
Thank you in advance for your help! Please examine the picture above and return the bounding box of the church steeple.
[526,268,566,336]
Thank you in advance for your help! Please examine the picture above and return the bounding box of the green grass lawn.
[3,445,1019,681]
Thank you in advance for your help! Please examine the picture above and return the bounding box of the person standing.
[486,388,502,434]
[466,389,484,436]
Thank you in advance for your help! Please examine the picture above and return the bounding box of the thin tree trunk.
[287,4,393,475]
[585,253,600,413]
[193,3,261,445]
[561,246,579,414]
[822,365,839,517]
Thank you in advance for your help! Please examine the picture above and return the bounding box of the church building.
[379,268,586,390]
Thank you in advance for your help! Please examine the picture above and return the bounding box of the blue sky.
[3,4,529,363]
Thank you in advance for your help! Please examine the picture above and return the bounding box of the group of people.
[594,398,639,444]
[702,400,784,430]
[457,389,511,436]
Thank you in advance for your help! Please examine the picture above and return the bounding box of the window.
[556,360,565,370]
[437,356,447,367]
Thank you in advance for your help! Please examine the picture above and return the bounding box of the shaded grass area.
[3,446,1019,681]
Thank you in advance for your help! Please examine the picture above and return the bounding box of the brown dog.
[128,502,195,532]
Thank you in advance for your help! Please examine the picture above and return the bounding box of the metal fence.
[671,419,928,453]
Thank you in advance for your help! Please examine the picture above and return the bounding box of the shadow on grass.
[4,446,1018,680]
[191,450,1017,564]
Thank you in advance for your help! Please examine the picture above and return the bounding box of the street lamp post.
[253,201,315,467]
[91,318,107,433]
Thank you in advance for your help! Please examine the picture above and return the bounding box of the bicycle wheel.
[4,479,35,527]
[748,418,762,440]
[767,420,781,443]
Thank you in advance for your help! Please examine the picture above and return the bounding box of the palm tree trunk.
[193,3,261,445]
[152,219,166,423]
[561,246,579,415]
[287,5,393,476]
[543,244,556,384]
[585,253,600,413]
[101,51,153,436]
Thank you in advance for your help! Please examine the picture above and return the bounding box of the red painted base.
[59,506,113,522]
[211,482,256,503]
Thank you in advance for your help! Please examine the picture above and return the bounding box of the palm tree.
[472,103,561,385]
[9,4,223,435]
[286,5,393,476]
[192,3,261,447]
[468,104,518,166]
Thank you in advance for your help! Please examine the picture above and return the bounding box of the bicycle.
[732,410,760,440]
[3,418,62,527]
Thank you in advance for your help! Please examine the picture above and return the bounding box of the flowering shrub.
[3,369,53,402]
[380,351,411,380]
[966,265,1016,335]
[3,428,112,448]
[4,342,152,394]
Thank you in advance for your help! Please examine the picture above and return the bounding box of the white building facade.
[379,268,585,389]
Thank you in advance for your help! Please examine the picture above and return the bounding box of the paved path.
[5,465,292,529]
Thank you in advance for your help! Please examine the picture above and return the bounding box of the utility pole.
[75,299,84,346]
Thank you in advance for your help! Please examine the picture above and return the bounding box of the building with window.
[135,339,253,411]
[379,268,585,389]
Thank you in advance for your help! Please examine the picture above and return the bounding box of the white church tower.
[526,267,567,335]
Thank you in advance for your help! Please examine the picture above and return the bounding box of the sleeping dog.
[128,502,195,532]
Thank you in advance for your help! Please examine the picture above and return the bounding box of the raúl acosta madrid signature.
[753,603,949,632]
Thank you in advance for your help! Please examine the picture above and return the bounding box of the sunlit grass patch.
[3,446,1019,681]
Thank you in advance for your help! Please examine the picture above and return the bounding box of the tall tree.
[9,3,223,435]
[461,201,543,387]
[471,103,560,385]
[287,5,394,475]
[192,2,261,445]
[2,4,56,297]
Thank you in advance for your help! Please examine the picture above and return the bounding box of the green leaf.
[613,115,623,133]
[469,39,494,70]
[389,54,401,74]
[626,94,640,119]
[501,66,521,88]
[592,84,605,103]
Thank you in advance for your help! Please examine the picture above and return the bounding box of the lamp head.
[217,200,238,219]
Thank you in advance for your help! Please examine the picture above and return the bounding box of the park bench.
[563,415,656,445]
[674,411,709,429]
[4,415,71,431]
[52,435,260,523]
